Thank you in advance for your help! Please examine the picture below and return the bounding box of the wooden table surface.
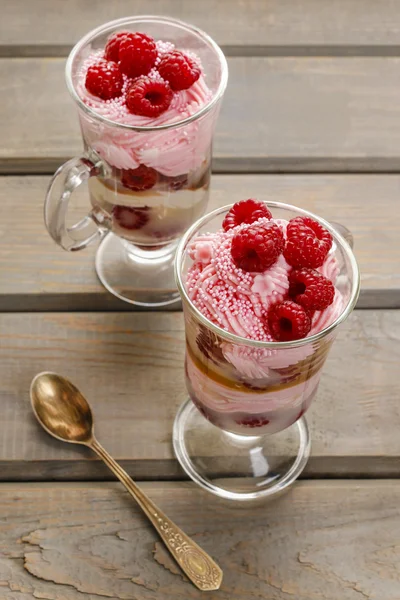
[1,2,399,598]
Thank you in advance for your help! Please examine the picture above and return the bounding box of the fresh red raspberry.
[268,300,311,341]
[231,223,284,272]
[236,416,270,428]
[222,199,272,231]
[121,165,158,191]
[289,268,335,311]
[118,32,157,78]
[104,31,130,62]
[112,206,150,230]
[126,76,173,117]
[284,216,332,268]
[157,50,201,91]
[85,59,123,100]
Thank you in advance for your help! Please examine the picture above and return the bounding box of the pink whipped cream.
[187,217,343,341]
[186,351,320,433]
[76,42,214,176]
[187,351,320,413]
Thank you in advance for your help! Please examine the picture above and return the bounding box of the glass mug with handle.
[173,201,360,502]
[44,16,228,306]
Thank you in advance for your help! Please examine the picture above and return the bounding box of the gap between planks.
[4,44,400,58]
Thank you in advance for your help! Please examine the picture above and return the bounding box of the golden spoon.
[30,372,223,591]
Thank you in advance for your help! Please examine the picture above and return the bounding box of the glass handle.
[330,221,354,249]
[44,155,104,251]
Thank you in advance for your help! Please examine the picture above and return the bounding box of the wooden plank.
[3,0,400,57]
[2,57,400,174]
[0,174,398,312]
[1,480,400,598]
[0,309,399,480]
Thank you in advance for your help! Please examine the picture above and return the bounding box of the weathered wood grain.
[1,480,400,598]
[0,174,398,311]
[2,57,400,173]
[3,0,400,56]
[0,310,399,480]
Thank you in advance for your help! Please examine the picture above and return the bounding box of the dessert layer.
[89,176,207,209]
[186,350,321,415]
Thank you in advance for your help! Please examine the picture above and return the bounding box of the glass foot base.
[95,233,181,307]
[173,399,311,502]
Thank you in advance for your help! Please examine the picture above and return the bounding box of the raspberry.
[196,324,224,364]
[121,165,158,191]
[104,31,130,62]
[157,50,201,91]
[112,206,149,230]
[236,416,270,428]
[268,300,311,341]
[231,223,284,272]
[118,32,157,78]
[126,76,173,117]
[289,268,335,311]
[85,59,123,100]
[284,216,332,268]
[222,199,272,231]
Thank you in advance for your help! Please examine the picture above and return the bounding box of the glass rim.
[65,15,228,132]
[175,201,361,349]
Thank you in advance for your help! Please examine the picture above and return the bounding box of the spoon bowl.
[30,372,93,444]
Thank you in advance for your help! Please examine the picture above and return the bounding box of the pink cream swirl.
[318,250,340,283]
[310,288,344,335]
[221,341,315,375]
[220,341,316,377]
[76,51,214,176]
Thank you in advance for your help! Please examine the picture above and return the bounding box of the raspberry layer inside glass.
[76,31,215,246]
[184,200,344,435]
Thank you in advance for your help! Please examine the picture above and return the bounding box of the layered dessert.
[76,30,215,246]
[184,200,344,435]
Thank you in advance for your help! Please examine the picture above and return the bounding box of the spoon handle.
[90,438,222,591]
